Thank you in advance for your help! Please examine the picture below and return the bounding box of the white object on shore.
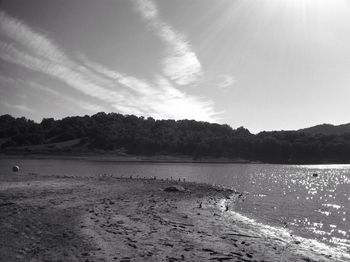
[12,166,20,172]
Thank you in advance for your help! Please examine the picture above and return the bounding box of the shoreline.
[2,152,349,165]
[0,172,343,261]
[0,152,257,164]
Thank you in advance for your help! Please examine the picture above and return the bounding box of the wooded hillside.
[1,113,350,164]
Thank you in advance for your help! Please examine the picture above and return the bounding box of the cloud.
[132,0,202,86]
[134,0,158,19]
[0,11,219,122]
[1,101,34,113]
[81,57,219,120]
[217,74,236,89]
[0,74,105,113]
[28,81,106,113]
[0,74,21,86]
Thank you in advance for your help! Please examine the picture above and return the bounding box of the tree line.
[1,113,350,164]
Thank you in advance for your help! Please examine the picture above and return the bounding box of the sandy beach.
[0,172,340,262]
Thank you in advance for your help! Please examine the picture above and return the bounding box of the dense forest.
[1,113,350,164]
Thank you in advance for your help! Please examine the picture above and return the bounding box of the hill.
[1,113,350,164]
[299,123,350,135]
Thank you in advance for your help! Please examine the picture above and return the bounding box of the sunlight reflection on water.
[234,164,350,254]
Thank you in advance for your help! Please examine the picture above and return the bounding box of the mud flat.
[0,172,342,261]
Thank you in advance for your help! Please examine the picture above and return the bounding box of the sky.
[1,0,350,133]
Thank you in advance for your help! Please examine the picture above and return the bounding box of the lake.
[1,157,349,255]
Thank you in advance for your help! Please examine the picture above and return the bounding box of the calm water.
[1,158,350,255]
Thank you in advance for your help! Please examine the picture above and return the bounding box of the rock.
[164,185,185,192]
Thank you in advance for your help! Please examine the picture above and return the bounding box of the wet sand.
[0,173,338,261]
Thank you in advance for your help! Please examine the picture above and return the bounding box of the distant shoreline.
[0,152,258,164]
[1,152,348,165]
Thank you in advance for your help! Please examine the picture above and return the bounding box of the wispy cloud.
[132,0,202,86]
[28,81,106,113]
[1,101,34,113]
[217,74,236,89]
[0,11,218,122]
[0,74,105,113]
[81,57,218,120]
